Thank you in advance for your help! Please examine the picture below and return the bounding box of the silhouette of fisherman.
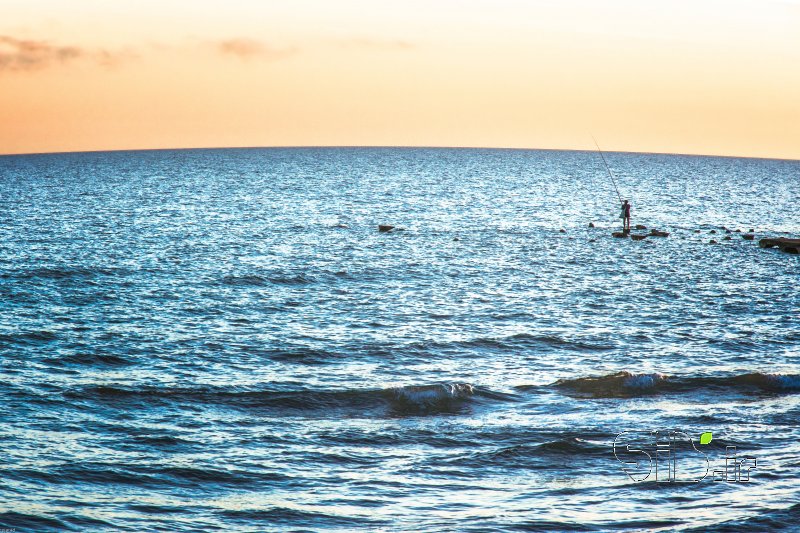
[620,200,631,233]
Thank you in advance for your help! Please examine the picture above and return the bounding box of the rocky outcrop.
[759,237,800,255]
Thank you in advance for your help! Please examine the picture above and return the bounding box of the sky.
[1,0,798,158]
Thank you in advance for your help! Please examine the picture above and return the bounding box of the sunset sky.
[1,0,798,158]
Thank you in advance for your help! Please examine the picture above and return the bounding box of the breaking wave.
[65,382,506,416]
[388,383,477,413]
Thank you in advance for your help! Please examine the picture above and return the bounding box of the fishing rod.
[592,136,623,205]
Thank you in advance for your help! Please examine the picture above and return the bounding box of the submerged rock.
[378,225,395,232]
[612,232,628,238]
[709,239,718,244]
[635,224,647,230]
[588,222,595,228]
[649,229,669,237]
[631,234,647,241]
[742,234,755,241]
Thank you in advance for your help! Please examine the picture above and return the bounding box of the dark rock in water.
[649,229,669,237]
[559,229,566,233]
[631,234,647,241]
[588,222,595,228]
[759,237,800,254]
[635,224,647,230]
[453,237,460,241]
[749,228,755,233]
[710,230,717,234]
[735,229,742,232]
[589,238,596,243]
[694,229,701,233]
[709,239,718,244]
[742,234,755,240]
[612,232,628,238]
[378,225,395,232]
[726,229,732,234]
[723,236,732,241]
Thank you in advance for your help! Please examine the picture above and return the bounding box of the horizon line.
[0,144,798,163]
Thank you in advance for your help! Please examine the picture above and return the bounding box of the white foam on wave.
[765,374,800,390]
[622,373,668,389]
[392,383,475,405]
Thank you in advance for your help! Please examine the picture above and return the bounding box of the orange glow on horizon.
[1,0,799,159]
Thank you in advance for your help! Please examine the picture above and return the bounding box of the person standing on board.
[620,200,631,232]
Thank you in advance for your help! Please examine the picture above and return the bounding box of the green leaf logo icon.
[699,432,713,445]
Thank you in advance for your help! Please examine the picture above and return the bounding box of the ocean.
[0,147,798,531]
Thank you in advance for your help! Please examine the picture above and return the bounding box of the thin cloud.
[0,35,84,71]
[0,35,132,72]
[216,38,296,60]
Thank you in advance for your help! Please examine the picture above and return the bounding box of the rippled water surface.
[1,147,799,531]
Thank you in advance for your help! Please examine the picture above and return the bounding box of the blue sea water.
[0,147,798,531]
